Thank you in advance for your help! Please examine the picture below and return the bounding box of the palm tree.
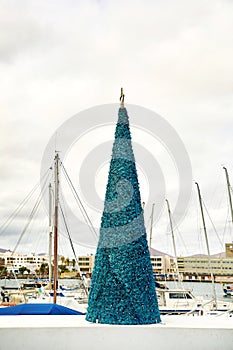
[58,265,69,273]
[19,266,28,275]
[0,264,7,277]
[39,263,49,276]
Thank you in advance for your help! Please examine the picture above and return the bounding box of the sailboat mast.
[53,153,59,304]
[195,182,217,309]
[165,199,180,281]
[48,183,53,286]
[223,167,233,224]
[149,203,155,255]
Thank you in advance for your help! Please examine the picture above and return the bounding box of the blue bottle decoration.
[86,101,161,325]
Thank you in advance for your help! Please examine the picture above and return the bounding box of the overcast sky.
[0,0,233,258]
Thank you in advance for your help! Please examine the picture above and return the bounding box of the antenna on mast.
[223,167,233,224]
[149,203,155,255]
[53,152,60,304]
[48,183,53,289]
[165,199,181,282]
[120,87,125,109]
[195,182,217,309]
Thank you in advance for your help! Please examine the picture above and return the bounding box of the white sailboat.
[26,152,88,313]
[0,152,88,313]
[153,198,233,315]
[222,167,233,297]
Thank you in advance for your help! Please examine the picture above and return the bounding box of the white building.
[0,251,49,274]
[150,255,175,275]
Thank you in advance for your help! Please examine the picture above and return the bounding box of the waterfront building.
[226,243,233,258]
[77,255,95,275]
[150,255,175,275]
[177,256,233,281]
[0,251,49,274]
[2,243,233,281]
[0,250,95,276]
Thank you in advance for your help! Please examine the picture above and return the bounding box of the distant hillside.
[0,247,226,259]
[210,252,226,258]
[188,254,208,258]
[150,249,226,258]
[188,252,226,258]
[0,248,7,253]
[150,247,173,257]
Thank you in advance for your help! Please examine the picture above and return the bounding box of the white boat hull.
[223,287,233,297]
[0,315,232,350]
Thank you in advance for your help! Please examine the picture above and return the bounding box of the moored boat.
[156,283,233,315]
[223,284,233,297]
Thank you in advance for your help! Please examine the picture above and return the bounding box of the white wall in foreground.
[0,315,232,350]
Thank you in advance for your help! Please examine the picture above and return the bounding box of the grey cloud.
[0,16,48,63]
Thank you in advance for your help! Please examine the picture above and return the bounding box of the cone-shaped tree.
[86,106,161,325]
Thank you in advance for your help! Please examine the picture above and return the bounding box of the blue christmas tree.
[86,102,161,325]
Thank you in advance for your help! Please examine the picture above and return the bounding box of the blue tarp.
[0,303,83,315]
